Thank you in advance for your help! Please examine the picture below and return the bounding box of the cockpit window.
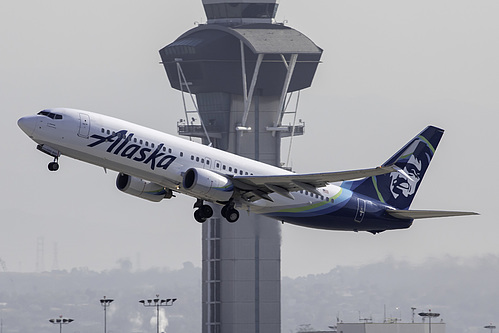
[37,110,63,120]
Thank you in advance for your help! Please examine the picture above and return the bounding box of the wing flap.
[231,165,395,201]
[234,165,396,191]
[387,209,479,220]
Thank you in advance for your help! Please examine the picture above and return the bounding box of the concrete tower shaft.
[159,3,322,332]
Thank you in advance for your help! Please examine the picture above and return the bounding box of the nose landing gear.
[48,158,59,171]
[36,145,61,171]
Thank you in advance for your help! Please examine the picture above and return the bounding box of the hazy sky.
[1,0,497,277]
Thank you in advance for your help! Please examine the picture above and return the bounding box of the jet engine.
[116,173,173,202]
[183,168,234,202]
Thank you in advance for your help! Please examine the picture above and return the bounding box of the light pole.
[419,310,440,333]
[49,316,74,333]
[100,296,114,333]
[139,294,176,333]
[485,324,496,333]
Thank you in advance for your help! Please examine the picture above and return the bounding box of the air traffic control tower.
[159,1,322,332]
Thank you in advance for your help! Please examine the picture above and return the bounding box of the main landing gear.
[193,199,214,223]
[221,204,239,223]
[192,199,240,223]
[48,157,59,171]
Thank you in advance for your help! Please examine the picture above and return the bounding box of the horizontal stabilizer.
[387,209,479,220]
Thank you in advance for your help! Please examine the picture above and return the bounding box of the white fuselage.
[18,108,342,214]
[19,109,473,232]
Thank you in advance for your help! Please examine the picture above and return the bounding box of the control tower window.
[204,3,278,19]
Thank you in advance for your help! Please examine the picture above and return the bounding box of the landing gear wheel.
[221,205,229,218]
[200,205,213,219]
[226,208,239,223]
[194,209,207,223]
[48,162,59,171]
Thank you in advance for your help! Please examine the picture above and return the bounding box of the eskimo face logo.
[389,155,422,199]
[88,130,176,171]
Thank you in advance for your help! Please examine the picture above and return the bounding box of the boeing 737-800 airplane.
[18,108,477,233]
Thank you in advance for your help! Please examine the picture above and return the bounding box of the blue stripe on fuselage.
[265,191,413,232]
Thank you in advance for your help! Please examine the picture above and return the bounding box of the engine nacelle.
[116,173,173,202]
[183,168,234,202]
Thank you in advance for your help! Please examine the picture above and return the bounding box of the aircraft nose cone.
[18,116,36,136]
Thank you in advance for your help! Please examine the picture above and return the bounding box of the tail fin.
[342,126,444,210]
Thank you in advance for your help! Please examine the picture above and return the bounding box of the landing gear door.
[354,198,367,223]
[78,113,90,138]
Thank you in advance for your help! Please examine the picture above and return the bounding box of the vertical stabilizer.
[342,126,444,210]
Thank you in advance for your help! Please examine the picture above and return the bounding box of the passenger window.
[107,130,111,135]
[196,157,200,162]
[201,158,205,163]
[162,147,166,152]
[180,152,184,157]
[240,170,243,175]
[234,168,237,173]
[169,148,172,153]
[151,143,155,148]
[223,165,226,170]
[191,155,194,160]
[229,167,232,172]
[134,138,137,143]
[101,128,105,133]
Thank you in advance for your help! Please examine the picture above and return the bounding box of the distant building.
[336,322,445,333]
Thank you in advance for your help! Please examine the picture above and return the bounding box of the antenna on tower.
[36,237,45,272]
[0,258,7,272]
[52,242,59,271]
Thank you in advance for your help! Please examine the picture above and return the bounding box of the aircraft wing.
[231,165,396,201]
[387,209,479,220]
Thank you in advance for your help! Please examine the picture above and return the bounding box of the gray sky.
[1,0,497,277]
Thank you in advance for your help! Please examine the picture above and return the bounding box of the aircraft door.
[354,198,367,223]
[78,113,90,138]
